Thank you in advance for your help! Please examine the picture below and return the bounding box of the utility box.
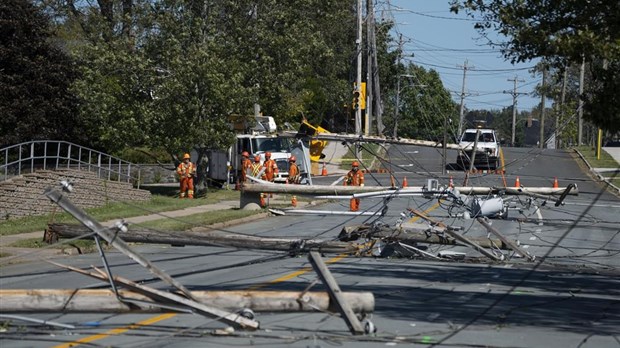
[207,150,229,182]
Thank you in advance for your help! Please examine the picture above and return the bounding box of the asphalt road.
[1,145,619,348]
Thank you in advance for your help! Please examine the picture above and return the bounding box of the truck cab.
[234,134,293,183]
[456,128,500,170]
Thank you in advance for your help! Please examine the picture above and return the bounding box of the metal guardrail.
[0,140,141,187]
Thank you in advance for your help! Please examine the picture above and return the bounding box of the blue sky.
[384,0,541,112]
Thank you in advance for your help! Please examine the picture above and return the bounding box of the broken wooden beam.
[408,209,503,261]
[48,261,260,329]
[477,217,535,261]
[0,289,375,314]
[44,188,196,301]
[339,224,514,251]
[47,223,359,254]
[308,252,365,335]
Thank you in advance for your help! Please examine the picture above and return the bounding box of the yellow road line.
[57,202,442,347]
[52,313,177,348]
[408,201,441,222]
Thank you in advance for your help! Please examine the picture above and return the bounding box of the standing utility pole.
[505,76,526,147]
[355,0,363,137]
[556,68,567,149]
[365,0,373,136]
[392,34,403,138]
[539,68,547,149]
[457,60,473,137]
[578,57,585,145]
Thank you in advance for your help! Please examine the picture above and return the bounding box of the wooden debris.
[0,289,375,314]
[308,252,365,335]
[47,223,359,254]
[47,261,260,329]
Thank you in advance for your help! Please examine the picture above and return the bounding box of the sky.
[384,0,542,112]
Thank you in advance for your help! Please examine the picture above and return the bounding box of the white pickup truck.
[456,128,500,170]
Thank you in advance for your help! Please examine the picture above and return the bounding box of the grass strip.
[575,146,620,187]
[9,208,264,250]
[0,189,240,236]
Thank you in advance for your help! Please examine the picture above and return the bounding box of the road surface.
[1,146,619,348]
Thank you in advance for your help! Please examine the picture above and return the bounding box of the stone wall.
[0,169,151,220]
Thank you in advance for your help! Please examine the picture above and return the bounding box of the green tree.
[386,64,458,141]
[450,0,620,132]
[0,0,84,147]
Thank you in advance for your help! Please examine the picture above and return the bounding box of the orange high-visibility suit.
[288,162,299,184]
[262,153,279,182]
[240,156,252,183]
[251,156,263,178]
[344,163,364,211]
[177,155,196,198]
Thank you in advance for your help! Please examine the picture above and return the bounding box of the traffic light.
[352,82,366,110]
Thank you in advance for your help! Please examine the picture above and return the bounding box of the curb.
[573,148,620,195]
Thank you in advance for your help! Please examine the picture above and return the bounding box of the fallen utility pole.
[242,183,578,196]
[408,209,504,261]
[281,131,461,150]
[44,188,261,329]
[44,187,196,301]
[309,251,365,335]
[0,289,375,314]
[49,261,261,329]
[339,224,514,251]
[477,217,535,261]
[47,223,361,254]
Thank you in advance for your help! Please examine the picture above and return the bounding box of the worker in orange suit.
[344,161,364,211]
[262,151,279,182]
[239,151,252,184]
[250,155,263,178]
[177,153,196,198]
[288,155,300,184]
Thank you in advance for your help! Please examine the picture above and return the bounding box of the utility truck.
[206,115,294,185]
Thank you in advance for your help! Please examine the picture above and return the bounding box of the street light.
[392,74,426,138]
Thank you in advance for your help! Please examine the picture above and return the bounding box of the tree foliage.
[0,0,84,147]
[450,0,620,132]
[384,64,458,141]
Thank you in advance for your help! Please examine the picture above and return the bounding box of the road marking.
[57,203,442,347]
[246,254,348,290]
[408,201,441,222]
[52,313,177,348]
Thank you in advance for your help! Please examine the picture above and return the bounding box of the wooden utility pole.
[355,0,363,137]
[309,252,365,334]
[540,68,547,149]
[1,289,375,314]
[505,76,526,147]
[47,224,360,254]
[578,56,585,145]
[556,68,568,149]
[392,34,404,138]
[457,60,473,137]
[365,0,372,136]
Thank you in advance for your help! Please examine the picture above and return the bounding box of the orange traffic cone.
[259,193,266,207]
[349,198,359,212]
[321,163,328,176]
[553,177,559,188]
[514,176,521,188]
[449,176,454,188]
[291,195,297,207]
[402,177,408,188]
